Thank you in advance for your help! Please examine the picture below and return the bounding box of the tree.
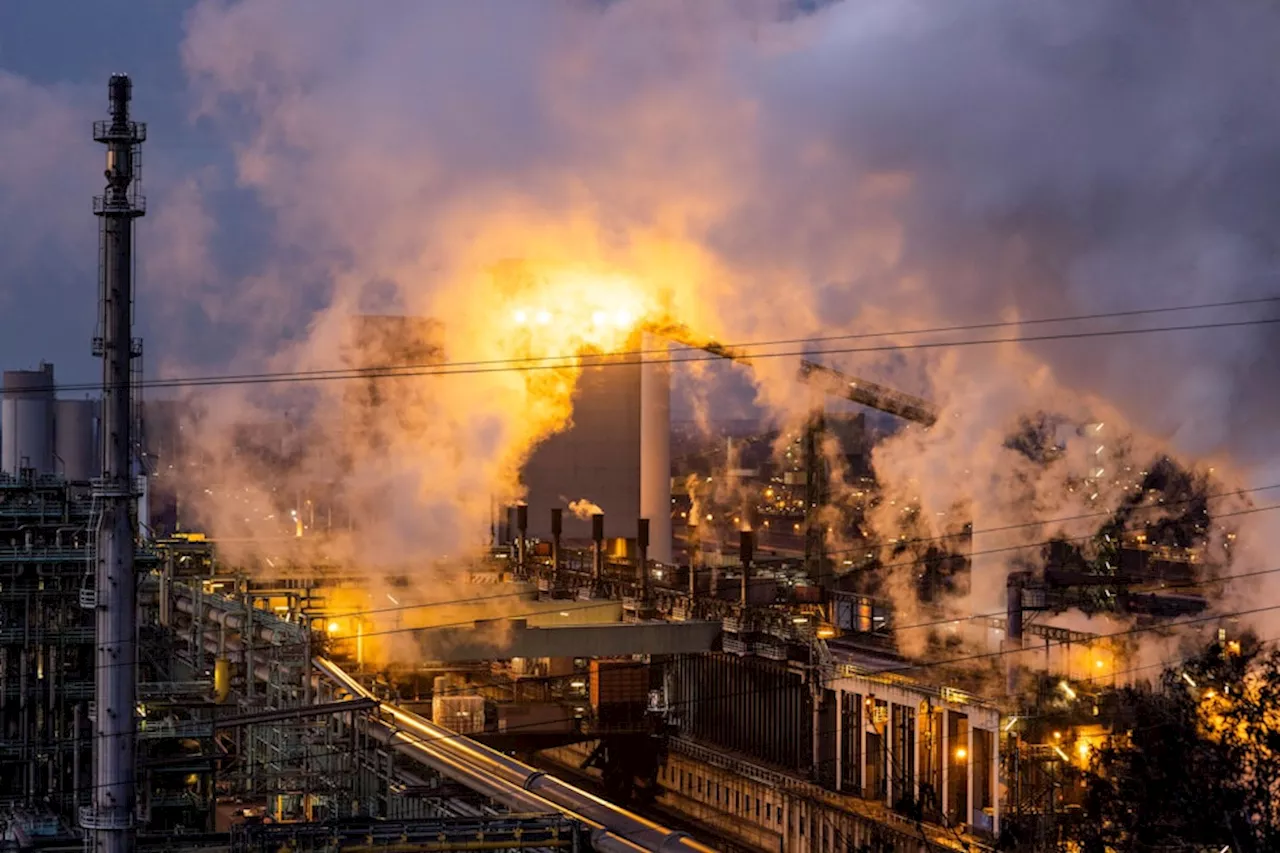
[1065,639,1279,852]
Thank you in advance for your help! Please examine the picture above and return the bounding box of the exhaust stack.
[89,73,146,853]
[591,512,605,588]
[739,529,754,606]
[550,508,562,588]
[515,503,528,577]
[687,516,699,601]
[637,518,650,602]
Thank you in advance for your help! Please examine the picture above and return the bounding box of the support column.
[941,709,950,823]
[991,727,1001,836]
[912,704,922,801]
[834,689,843,793]
[966,723,975,827]
[859,700,868,798]
[884,705,893,808]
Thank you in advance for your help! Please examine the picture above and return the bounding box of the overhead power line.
[22,296,1280,396]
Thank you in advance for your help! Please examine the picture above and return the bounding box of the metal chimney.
[89,72,146,853]
[550,508,562,587]
[515,503,528,577]
[591,512,605,587]
[687,516,699,601]
[637,518,650,602]
[1006,571,1027,695]
[739,529,754,606]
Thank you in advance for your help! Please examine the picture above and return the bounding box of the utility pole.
[87,74,145,853]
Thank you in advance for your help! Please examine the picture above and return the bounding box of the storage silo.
[2,363,56,475]
[55,398,98,482]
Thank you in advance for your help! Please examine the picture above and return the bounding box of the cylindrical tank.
[639,333,672,563]
[54,398,98,482]
[2,364,55,475]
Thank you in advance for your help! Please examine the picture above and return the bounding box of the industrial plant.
[0,75,1264,853]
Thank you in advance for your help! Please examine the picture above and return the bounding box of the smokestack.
[640,332,672,563]
[90,72,145,853]
[550,508,562,588]
[1006,571,1027,695]
[687,515,699,601]
[515,503,528,577]
[592,512,605,587]
[739,529,754,606]
[637,518,650,602]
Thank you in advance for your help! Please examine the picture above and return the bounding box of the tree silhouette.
[1066,639,1279,852]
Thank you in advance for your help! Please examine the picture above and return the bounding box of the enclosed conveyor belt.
[316,658,714,853]
[648,321,937,425]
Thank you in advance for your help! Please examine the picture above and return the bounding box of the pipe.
[686,518,698,602]
[316,659,709,853]
[1006,571,1028,696]
[591,513,605,588]
[739,529,753,606]
[637,518,650,603]
[515,504,528,578]
[550,508,562,588]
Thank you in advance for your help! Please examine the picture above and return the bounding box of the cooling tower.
[2,364,55,475]
[54,399,98,482]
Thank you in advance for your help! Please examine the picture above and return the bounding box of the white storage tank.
[2,364,55,475]
[54,399,98,482]
[431,694,486,735]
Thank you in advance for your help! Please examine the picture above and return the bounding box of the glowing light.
[1053,731,1062,740]
[591,311,607,326]
[513,309,528,325]
[955,747,967,760]
[1095,659,1105,670]
[1077,741,1090,759]
[613,309,633,327]
[327,621,340,634]
[535,309,552,325]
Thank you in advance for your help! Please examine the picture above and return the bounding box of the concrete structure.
[55,399,97,481]
[2,364,55,475]
[521,330,672,556]
[412,618,721,662]
[639,333,672,563]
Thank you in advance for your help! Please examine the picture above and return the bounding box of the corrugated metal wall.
[670,653,813,773]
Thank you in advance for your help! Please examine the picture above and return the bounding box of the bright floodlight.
[535,309,552,325]
[613,309,633,327]
[591,311,607,326]
[513,309,528,325]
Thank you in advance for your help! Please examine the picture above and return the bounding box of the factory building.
[517,329,672,563]
[343,316,674,562]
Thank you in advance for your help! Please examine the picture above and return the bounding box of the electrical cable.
[17,297,1280,396]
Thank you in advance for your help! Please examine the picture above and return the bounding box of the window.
[766,803,772,822]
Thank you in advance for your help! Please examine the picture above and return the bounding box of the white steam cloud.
[134,0,1280,650]
[567,499,605,521]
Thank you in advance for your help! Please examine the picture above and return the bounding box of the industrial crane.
[645,321,937,425]
[646,321,938,578]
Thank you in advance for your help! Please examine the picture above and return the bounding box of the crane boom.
[646,321,937,426]
[798,359,937,427]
